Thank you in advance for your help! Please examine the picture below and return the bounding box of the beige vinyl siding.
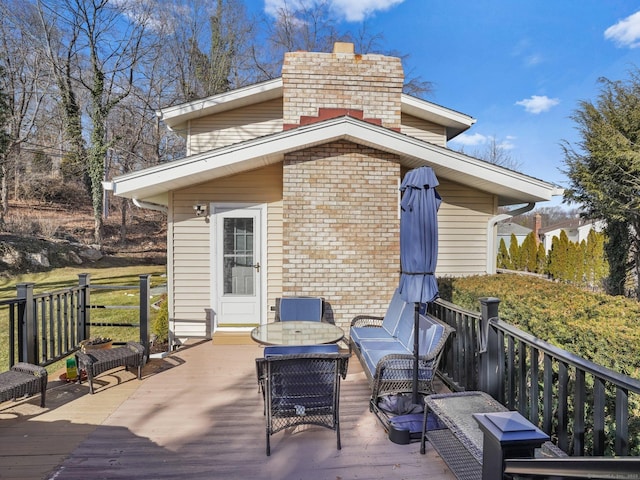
[169,163,283,339]
[436,179,496,276]
[187,98,283,155]
[400,113,447,147]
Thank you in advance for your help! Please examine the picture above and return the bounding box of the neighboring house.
[104,43,561,342]
[540,219,605,253]
[497,222,533,250]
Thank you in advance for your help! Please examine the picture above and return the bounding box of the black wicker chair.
[255,350,349,456]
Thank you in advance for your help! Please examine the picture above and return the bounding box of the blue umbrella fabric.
[399,166,441,305]
[398,166,441,404]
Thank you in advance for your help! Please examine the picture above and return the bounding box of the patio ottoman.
[76,341,145,394]
[0,363,48,407]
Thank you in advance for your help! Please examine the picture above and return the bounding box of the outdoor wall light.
[193,203,207,217]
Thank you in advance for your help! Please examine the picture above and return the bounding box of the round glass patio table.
[250,321,344,346]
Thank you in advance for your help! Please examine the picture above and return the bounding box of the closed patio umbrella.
[398,166,441,405]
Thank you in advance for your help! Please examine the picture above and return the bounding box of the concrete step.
[211,331,254,345]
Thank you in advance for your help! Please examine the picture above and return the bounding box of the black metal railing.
[2,274,151,368]
[428,298,483,391]
[429,297,640,478]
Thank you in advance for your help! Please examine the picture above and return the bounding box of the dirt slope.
[0,200,167,276]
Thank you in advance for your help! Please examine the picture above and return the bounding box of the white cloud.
[525,54,543,67]
[604,11,640,48]
[265,0,404,22]
[515,95,559,114]
[451,133,487,147]
[499,136,517,150]
[332,0,405,21]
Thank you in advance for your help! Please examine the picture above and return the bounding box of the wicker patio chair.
[255,350,349,455]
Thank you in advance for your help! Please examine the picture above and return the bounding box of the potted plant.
[80,337,113,353]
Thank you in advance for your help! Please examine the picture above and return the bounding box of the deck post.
[16,283,36,365]
[475,411,549,480]
[139,274,151,357]
[479,297,500,398]
[78,273,91,343]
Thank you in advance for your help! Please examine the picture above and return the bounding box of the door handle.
[253,262,260,272]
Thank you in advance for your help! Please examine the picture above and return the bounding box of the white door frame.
[210,202,267,331]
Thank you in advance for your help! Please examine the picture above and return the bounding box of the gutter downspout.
[487,202,535,274]
[132,198,168,214]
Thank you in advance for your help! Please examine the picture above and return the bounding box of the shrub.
[16,174,89,206]
[440,273,640,455]
[151,294,169,343]
[442,274,640,375]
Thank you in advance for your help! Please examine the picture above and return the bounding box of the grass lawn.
[0,265,167,374]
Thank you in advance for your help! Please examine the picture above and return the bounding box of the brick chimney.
[534,213,542,244]
[282,42,404,130]
[280,43,402,331]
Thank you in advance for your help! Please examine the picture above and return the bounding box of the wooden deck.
[0,340,456,480]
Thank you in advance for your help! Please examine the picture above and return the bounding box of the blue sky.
[258,0,640,208]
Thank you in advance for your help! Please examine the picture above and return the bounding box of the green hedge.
[440,273,640,455]
[440,274,640,378]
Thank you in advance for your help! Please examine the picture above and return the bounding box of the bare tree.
[456,135,522,171]
[251,1,432,97]
[32,0,87,185]
[32,0,152,246]
[0,1,50,222]
[253,0,342,79]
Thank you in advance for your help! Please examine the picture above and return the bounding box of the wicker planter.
[80,339,113,353]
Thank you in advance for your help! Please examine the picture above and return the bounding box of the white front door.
[212,205,263,328]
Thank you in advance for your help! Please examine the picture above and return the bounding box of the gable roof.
[498,222,533,237]
[105,115,562,206]
[157,78,476,141]
[539,218,604,235]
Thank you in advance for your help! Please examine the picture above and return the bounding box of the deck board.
[1,341,456,480]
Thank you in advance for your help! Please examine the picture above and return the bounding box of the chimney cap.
[333,42,354,54]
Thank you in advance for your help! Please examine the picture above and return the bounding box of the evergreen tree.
[536,242,547,274]
[508,233,521,270]
[548,230,571,281]
[562,69,640,297]
[603,220,630,295]
[520,232,538,272]
[585,230,608,288]
[497,238,511,269]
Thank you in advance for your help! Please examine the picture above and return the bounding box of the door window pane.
[223,218,254,295]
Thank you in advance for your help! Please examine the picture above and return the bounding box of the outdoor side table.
[250,321,344,346]
[421,391,508,480]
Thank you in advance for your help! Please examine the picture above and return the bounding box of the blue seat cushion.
[349,325,396,348]
[394,309,415,350]
[416,322,444,355]
[380,289,407,335]
[360,343,435,382]
[350,299,415,348]
[359,340,410,377]
[279,297,323,322]
[397,314,445,354]
[264,344,339,357]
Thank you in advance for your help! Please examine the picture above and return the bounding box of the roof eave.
[157,78,284,130]
[111,117,557,207]
[156,79,476,141]
[400,94,476,140]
